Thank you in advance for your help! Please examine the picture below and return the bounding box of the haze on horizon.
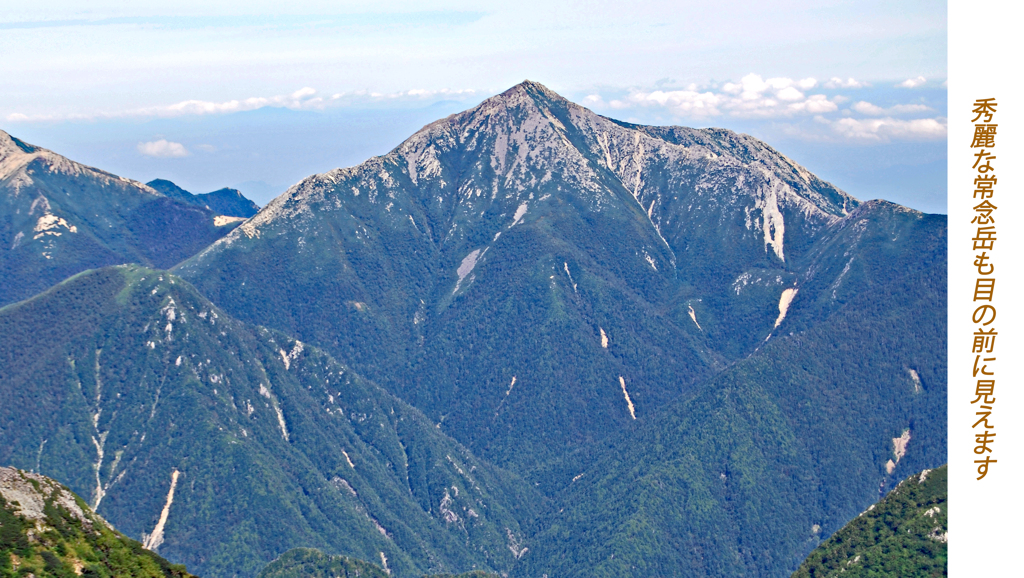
[0,1,948,212]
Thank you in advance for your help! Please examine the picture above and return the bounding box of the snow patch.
[453,249,481,293]
[773,288,798,328]
[688,306,703,331]
[273,405,290,441]
[213,215,245,226]
[599,327,609,349]
[494,376,517,416]
[511,202,528,227]
[618,376,637,419]
[142,469,179,551]
[644,251,657,270]
[342,450,355,468]
[756,178,787,261]
[908,368,922,393]
[563,262,577,292]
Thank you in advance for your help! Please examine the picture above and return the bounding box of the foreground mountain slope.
[1,466,195,578]
[0,266,543,578]
[792,465,946,578]
[520,201,946,577]
[0,130,240,307]
[147,179,260,218]
[176,81,862,474]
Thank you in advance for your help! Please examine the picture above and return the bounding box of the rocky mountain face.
[147,179,260,219]
[0,466,195,578]
[0,81,946,578]
[0,131,242,307]
[176,82,862,474]
[0,266,542,578]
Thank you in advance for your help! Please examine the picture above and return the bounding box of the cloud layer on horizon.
[6,73,946,144]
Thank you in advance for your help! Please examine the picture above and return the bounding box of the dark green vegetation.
[793,465,947,578]
[176,81,860,476]
[254,547,501,578]
[256,548,388,578]
[147,179,260,218]
[423,572,500,578]
[174,82,945,576]
[1,82,946,577]
[0,267,542,578]
[521,202,946,577]
[0,131,242,307]
[0,467,195,578]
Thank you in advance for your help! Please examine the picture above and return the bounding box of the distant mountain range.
[0,131,258,307]
[0,81,946,577]
[146,179,260,219]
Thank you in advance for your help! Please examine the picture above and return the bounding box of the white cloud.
[824,77,866,89]
[137,140,190,158]
[851,101,885,115]
[776,86,805,101]
[4,86,483,123]
[331,87,479,102]
[898,76,927,88]
[831,117,947,141]
[619,89,723,116]
[787,95,838,114]
[851,101,932,116]
[615,74,837,120]
[797,78,818,90]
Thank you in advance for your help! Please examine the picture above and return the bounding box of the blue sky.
[1,1,947,212]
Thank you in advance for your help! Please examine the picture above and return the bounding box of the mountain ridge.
[0,130,243,307]
[147,178,260,218]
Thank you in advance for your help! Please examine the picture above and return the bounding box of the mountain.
[519,201,946,577]
[1,80,946,578]
[175,80,864,476]
[0,266,543,578]
[792,465,947,577]
[0,466,196,578]
[0,131,242,307]
[147,179,260,219]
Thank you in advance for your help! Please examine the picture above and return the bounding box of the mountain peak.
[507,79,563,100]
